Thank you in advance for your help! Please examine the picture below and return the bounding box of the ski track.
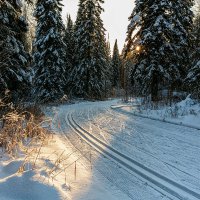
[76,108,200,178]
[58,111,170,200]
[67,113,200,200]
[87,113,198,183]
[73,107,200,193]
[49,100,200,200]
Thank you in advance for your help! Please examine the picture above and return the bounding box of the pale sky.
[62,0,134,53]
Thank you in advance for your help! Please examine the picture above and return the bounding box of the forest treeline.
[0,0,200,104]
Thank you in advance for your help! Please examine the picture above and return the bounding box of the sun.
[136,45,141,52]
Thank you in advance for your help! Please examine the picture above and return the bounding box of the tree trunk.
[151,72,158,102]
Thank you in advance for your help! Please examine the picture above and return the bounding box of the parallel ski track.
[67,113,200,200]
[59,113,137,200]
[83,109,199,181]
[76,108,200,181]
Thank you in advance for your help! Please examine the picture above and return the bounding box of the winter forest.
[0,0,200,200]
[0,0,200,103]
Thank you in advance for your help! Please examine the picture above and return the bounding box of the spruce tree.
[0,0,30,100]
[187,7,200,98]
[67,0,86,96]
[95,0,111,98]
[106,34,112,61]
[64,15,74,66]
[174,0,194,81]
[125,0,194,101]
[104,35,112,97]
[111,40,122,88]
[33,0,66,103]
[73,0,87,59]
[71,0,109,99]
[63,15,74,94]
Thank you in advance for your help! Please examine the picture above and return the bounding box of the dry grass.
[0,98,91,197]
[0,97,51,156]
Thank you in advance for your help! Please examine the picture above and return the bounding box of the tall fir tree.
[187,6,200,98]
[33,0,66,103]
[73,0,87,58]
[125,0,194,101]
[64,15,74,66]
[111,40,121,88]
[71,0,109,99]
[104,34,112,96]
[95,0,111,98]
[174,0,194,81]
[63,15,74,93]
[106,34,111,61]
[67,0,86,96]
[0,0,30,100]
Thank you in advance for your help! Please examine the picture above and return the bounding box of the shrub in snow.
[0,97,49,156]
[137,95,200,120]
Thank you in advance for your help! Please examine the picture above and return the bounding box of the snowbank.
[0,136,63,200]
[112,96,200,130]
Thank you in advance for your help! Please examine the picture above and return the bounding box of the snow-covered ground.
[119,96,200,129]
[1,99,200,200]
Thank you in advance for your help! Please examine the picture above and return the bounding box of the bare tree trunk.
[151,72,158,102]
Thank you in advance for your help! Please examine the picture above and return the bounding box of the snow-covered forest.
[0,0,199,103]
[0,0,200,200]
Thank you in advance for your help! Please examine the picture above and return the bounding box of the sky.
[62,0,134,53]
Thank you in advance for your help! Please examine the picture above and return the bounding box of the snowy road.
[49,100,200,200]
